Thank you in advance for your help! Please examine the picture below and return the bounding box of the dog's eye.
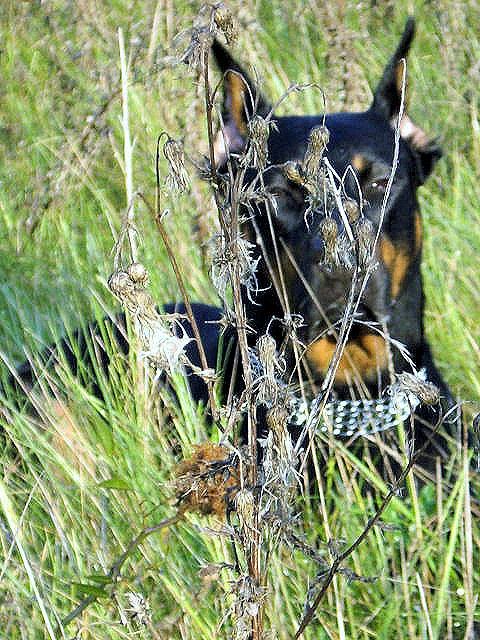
[366,176,389,194]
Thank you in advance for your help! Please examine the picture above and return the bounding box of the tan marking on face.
[228,72,247,135]
[380,235,410,300]
[307,334,387,384]
[352,154,367,173]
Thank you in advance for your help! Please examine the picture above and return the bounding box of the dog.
[5,18,454,471]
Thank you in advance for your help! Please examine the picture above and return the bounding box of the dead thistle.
[213,2,238,45]
[174,443,239,516]
[253,334,286,406]
[319,217,341,268]
[353,217,374,267]
[210,232,260,304]
[302,125,329,179]
[230,575,267,640]
[394,372,440,406]
[162,135,189,193]
[247,115,273,171]
[108,264,192,373]
[181,26,214,71]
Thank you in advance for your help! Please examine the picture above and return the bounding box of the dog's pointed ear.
[371,17,415,121]
[211,39,271,164]
[371,17,442,183]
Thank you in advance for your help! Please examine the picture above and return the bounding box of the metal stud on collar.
[290,393,419,438]
[290,370,426,438]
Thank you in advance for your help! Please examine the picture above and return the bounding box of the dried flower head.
[140,320,192,372]
[395,372,440,406]
[282,161,300,183]
[174,443,239,516]
[124,591,151,626]
[266,405,290,453]
[282,161,317,203]
[253,334,285,406]
[108,268,191,373]
[181,26,214,70]
[163,135,189,193]
[210,232,260,302]
[108,270,135,298]
[320,217,341,267]
[247,115,271,170]
[230,574,267,639]
[303,125,329,178]
[257,333,276,372]
[344,197,359,223]
[213,2,238,45]
[234,488,256,532]
[126,261,149,287]
[354,218,374,267]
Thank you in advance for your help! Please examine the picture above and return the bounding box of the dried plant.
[62,7,462,640]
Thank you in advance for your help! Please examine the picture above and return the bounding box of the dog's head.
[212,18,442,393]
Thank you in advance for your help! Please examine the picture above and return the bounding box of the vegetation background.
[0,0,478,638]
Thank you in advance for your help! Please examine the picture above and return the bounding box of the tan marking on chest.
[307,334,388,384]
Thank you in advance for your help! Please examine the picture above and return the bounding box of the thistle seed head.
[181,26,214,71]
[266,405,291,456]
[124,591,151,626]
[344,197,359,223]
[395,372,440,406]
[163,135,189,193]
[283,161,303,185]
[257,333,277,370]
[354,218,374,267]
[108,270,134,297]
[213,3,238,45]
[109,267,192,373]
[174,443,239,516]
[254,333,284,405]
[127,261,149,287]
[210,232,260,302]
[320,217,341,267]
[308,125,330,152]
[303,125,329,178]
[247,115,270,170]
[234,488,255,531]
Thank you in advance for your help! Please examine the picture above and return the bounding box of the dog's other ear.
[371,17,442,183]
[211,39,271,164]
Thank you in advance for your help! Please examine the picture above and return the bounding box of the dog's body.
[6,19,454,467]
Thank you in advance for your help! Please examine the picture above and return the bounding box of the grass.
[0,0,479,638]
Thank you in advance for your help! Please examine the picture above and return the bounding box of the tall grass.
[0,1,479,638]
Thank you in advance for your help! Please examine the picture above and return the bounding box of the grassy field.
[0,0,479,638]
